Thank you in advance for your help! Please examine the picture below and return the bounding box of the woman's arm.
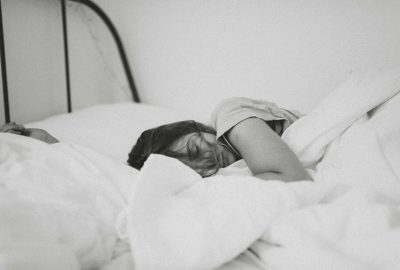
[227,117,311,182]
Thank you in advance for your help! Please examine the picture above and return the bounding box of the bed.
[1,1,400,270]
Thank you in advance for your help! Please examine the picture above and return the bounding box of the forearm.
[251,142,311,181]
[228,118,312,181]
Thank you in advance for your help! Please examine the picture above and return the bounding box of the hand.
[0,122,25,134]
[1,122,59,144]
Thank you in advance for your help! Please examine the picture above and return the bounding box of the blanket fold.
[282,67,400,168]
[128,155,322,270]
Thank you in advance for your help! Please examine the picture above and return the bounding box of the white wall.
[1,0,66,124]
[2,0,400,123]
[0,0,130,124]
[93,0,400,116]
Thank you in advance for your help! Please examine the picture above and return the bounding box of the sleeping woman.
[128,97,311,182]
[1,97,310,181]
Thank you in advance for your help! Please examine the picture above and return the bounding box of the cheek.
[203,151,214,159]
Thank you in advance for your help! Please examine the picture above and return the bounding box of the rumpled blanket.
[0,135,137,270]
[127,67,400,270]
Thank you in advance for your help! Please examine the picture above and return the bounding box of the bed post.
[61,0,72,113]
[0,0,10,123]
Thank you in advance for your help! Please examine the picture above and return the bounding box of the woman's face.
[167,132,237,177]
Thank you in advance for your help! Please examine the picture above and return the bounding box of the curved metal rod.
[69,0,140,102]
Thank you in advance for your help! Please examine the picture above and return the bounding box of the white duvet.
[0,136,138,270]
[127,68,400,270]
[1,68,400,270]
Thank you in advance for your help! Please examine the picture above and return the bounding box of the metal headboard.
[0,0,140,123]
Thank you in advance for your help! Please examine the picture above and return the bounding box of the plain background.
[1,0,400,123]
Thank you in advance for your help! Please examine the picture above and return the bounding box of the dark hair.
[127,120,216,170]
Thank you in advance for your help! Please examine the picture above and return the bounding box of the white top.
[210,97,302,158]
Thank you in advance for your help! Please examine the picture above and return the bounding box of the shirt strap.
[218,134,242,159]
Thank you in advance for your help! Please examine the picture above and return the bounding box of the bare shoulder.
[227,117,311,181]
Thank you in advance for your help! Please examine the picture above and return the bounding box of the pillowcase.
[27,103,191,162]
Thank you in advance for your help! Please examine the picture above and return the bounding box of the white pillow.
[27,103,191,162]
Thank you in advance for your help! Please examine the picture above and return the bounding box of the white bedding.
[1,68,400,270]
[0,135,137,269]
[126,67,400,270]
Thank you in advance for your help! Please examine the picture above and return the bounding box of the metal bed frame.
[0,0,140,123]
